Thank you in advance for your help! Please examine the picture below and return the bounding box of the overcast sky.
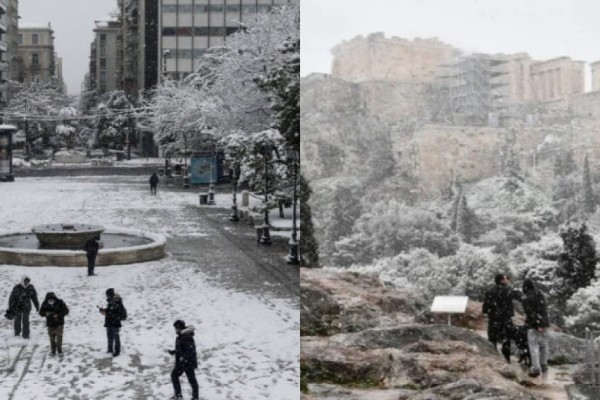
[301,0,600,88]
[20,0,117,96]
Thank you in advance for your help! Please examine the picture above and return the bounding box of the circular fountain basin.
[32,223,105,249]
[0,228,166,267]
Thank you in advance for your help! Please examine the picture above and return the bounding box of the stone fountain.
[32,223,105,249]
[0,224,165,267]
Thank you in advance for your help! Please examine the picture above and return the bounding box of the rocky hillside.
[301,268,587,399]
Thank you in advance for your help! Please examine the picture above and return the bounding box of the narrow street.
[0,175,299,399]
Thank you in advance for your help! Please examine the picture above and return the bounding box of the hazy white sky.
[20,0,117,96]
[301,0,600,81]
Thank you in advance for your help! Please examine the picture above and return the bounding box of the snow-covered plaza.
[0,175,299,399]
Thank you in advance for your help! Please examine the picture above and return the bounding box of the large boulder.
[301,268,429,336]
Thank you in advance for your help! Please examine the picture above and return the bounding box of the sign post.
[430,296,469,326]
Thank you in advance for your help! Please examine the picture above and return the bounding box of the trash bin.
[199,194,208,205]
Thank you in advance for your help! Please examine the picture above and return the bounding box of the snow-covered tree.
[56,106,78,149]
[5,79,69,153]
[556,223,597,304]
[92,91,135,155]
[300,174,319,267]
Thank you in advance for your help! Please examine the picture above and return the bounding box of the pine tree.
[556,223,597,301]
[454,193,478,243]
[583,155,596,214]
[300,174,319,267]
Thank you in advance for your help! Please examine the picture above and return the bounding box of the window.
[32,34,38,45]
[100,58,107,68]
[17,34,22,45]
[100,46,106,56]
[100,71,106,82]
[100,34,106,42]
[31,53,39,65]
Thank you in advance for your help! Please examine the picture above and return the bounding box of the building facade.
[17,24,56,84]
[591,61,600,92]
[90,21,122,95]
[159,0,289,82]
[5,0,19,101]
[529,57,585,102]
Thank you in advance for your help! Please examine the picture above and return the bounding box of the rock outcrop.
[301,268,584,399]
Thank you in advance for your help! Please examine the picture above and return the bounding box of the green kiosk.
[0,124,17,182]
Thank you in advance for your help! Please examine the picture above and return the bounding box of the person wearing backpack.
[99,288,127,357]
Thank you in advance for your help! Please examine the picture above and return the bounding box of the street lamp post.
[207,150,216,205]
[286,148,299,264]
[229,164,239,221]
[260,144,272,245]
[183,132,190,188]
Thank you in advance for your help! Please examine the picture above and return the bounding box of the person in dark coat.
[482,273,521,362]
[150,172,159,195]
[8,275,39,339]
[168,320,199,400]
[84,235,101,276]
[521,278,550,377]
[39,292,69,356]
[99,288,127,357]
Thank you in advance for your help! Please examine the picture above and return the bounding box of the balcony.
[0,0,6,15]
[0,41,6,52]
[0,19,6,33]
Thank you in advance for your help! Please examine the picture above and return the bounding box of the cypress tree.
[300,174,319,267]
[583,155,596,214]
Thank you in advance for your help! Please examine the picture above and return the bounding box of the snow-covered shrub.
[340,200,460,264]
[565,281,600,334]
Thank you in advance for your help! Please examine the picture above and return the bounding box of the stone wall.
[331,33,457,83]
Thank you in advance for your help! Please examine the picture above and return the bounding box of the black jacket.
[150,173,159,186]
[522,289,550,329]
[9,279,39,313]
[173,326,198,370]
[482,284,521,322]
[39,292,69,328]
[103,294,127,328]
[84,238,100,256]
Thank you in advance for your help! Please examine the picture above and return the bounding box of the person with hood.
[84,235,101,276]
[99,288,127,357]
[482,273,522,362]
[8,275,39,339]
[39,292,69,356]
[521,278,550,378]
[168,320,199,400]
[149,172,159,195]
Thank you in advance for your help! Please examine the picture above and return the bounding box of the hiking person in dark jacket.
[168,320,199,400]
[521,278,550,378]
[99,288,127,357]
[8,275,39,339]
[482,273,522,362]
[150,172,159,195]
[84,235,101,276]
[39,292,69,356]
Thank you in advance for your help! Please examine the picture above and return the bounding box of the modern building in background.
[5,0,19,102]
[17,23,58,84]
[88,21,121,95]
[159,0,289,81]
[85,0,290,101]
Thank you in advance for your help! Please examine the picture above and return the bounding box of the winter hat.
[95,235,101,240]
[106,288,115,297]
[45,292,57,300]
[21,275,31,287]
[173,320,186,330]
[522,278,535,293]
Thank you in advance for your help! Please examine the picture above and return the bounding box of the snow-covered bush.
[565,281,600,334]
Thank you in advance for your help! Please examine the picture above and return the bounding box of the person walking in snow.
[8,275,40,339]
[168,320,199,400]
[84,235,101,276]
[521,278,550,378]
[39,292,69,356]
[150,172,159,195]
[99,288,127,357]
[482,273,521,363]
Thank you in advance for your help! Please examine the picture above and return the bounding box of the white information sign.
[430,296,469,325]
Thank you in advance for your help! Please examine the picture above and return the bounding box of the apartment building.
[17,23,56,84]
[0,0,12,104]
[90,21,122,95]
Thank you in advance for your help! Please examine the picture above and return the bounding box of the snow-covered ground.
[0,176,299,399]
